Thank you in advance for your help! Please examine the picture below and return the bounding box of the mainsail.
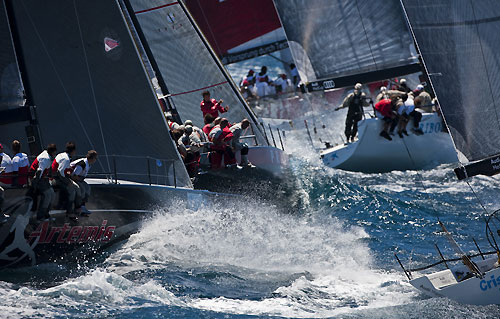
[401,0,500,177]
[127,0,265,141]
[5,0,190,187]
[273,0,420,89]
[0,1,23,109]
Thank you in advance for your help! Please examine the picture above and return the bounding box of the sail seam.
[170,81,228,97]
[354,0,378,70]
[134,2,178,15]
[73,1,111,173]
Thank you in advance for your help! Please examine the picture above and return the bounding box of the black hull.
[193,167,301,212]
[0,182,227,269]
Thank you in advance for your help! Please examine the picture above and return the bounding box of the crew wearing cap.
[335,83,371,143]
[413,84,433,112]
[376,86,389,103]
[398,78,411,93]
[185,120,208,143]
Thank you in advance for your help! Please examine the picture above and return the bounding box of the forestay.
[273,0,418,84]
[6,0,191,187]
[0,1,23,109]
[401,0,500,163]
[128,0,265,143]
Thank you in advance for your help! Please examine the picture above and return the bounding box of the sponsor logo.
[28,220,116,244]
[104,37,120,52]
[479,275,500,291]
[323,80,335,90]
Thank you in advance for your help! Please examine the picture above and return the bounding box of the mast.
[2,0,42,155]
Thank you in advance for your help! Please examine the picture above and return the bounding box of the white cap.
[184,120,193,127]
[400,78,407,84]
[380,86,387,92]
[416,84,424,91]
[354,83,362,90]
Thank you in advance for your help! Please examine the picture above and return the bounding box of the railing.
[16,154,185,188]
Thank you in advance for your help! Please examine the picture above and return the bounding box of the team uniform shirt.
[70,158,90,178]
[200,98,227,118]
[178,134,190,146]
[0,152,13,184]
[168,120,180,130]
[12,152,29,185]
[52,152,72,178]
[30,150,53,176]
[375,99,393,118]
[229,123,244,141]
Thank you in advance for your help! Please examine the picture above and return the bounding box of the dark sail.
[127,0,265,142]
[0,1,23,109]
[401,0,500,163]
[6,0,190,187]
[273,0,419,85]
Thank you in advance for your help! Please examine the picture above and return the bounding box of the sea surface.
[2,62,500,318]
[1,125,500,318]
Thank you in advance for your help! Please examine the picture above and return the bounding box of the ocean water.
[1,129,500,318]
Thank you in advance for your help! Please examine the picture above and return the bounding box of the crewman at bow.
[335,83,371,143]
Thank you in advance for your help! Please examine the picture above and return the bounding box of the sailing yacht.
[0,0,233,268]
[395,0,500,304]
[123,0,289,197]
[272,0,458,173]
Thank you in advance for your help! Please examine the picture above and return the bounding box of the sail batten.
[273,0,419,85]
[401,0,500,163]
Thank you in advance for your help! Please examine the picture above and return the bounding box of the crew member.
[375,86,389,103]
[230,119,252,166]
[255,66,271,97]
[290,63,301,89]
[208,118,236,169]
[29,143,57,220]
[166,113,181,130]
[52,142,79,220]
[397,78,411,93]
[200,90,228,118]
[185,120,208,143]
[70,150,97,215]
[375,98,397,141]
[0,143,13,185]
[413,84,433,112]
[335,83,371,143]
[11,140,29,187]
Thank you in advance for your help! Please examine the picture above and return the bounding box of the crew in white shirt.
[29,143,57,220]
[70,150,97,215]
[53,142,78,220]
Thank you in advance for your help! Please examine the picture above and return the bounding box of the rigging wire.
[73,0,111,173]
